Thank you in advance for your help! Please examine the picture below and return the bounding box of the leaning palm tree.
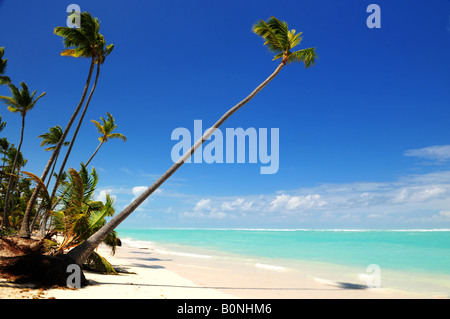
[49,31,114,203]
[85,112,126,166]
[21,11,111,238]
[68,17,317,265]
[0,47,11,85]
[0,82,45,229]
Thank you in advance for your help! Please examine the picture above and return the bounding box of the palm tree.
[49,31,114,203]
[38,125,70,188]
[51,165,119,273]
[0,47,11,85]
[21,11,111,238]
[1,145,26,227]
[28,126,70,234]
[67,17,317,265]
[85,112,126,166]
[0,82,45,229]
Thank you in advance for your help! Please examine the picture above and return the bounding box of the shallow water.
[117,228,450,297]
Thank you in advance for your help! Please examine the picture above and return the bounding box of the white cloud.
[181,198,230,219]
[270,194,326,211]
[193,198,212,211]
[132,186,148,197]
[221,198,254,211]
[131,186,163,199]
[404,145,450,162]
[393,186,449,203]
[124,169,450,227]
[95,189,116,203]
[180,210,227,219]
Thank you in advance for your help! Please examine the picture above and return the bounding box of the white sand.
[45,245,237,299]
[39,241,434,299]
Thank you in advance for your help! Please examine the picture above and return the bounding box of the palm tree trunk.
[0,154,5,193]
[30,148,61,238]
[45,148,60,188]
[49,62,101,203]
[68,61,286,265]
[2,114,25,229]
[85,140,104,167]
[19,58,96,238]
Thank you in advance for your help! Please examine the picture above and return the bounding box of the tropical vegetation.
[0,11,123,274]
[0,15,316,283]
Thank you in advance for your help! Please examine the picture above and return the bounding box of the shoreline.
[40,239,442,299]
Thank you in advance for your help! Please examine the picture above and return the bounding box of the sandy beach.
[1,239,437,299]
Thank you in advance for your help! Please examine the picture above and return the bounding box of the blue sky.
[1,0,450,229]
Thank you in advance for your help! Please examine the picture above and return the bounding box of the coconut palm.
[38,125,70,188]
[0,82,45,229]
[1,146,27,228]
[0,47,11,85]
[53,165,118,273]
[85,112,126,166]
[49,32,114,202]
[67,17,317,265]
[21,11,112,238]
[28,126,70,234]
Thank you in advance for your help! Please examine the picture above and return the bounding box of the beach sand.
[1,240,438,299]
[45,240,433,299]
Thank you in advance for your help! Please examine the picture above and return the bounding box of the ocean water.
[116,228,450,296]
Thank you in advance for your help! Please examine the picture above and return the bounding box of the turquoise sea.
[116,228,450,296]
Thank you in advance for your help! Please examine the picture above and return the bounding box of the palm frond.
[90,119,104,135]
[108,133,127,142]
[287,47,318,67]
[87,197,115,234]
[21,171,53,211]
[51,210,67,233]
[67,168,85,211]
[79,164,98,201]
[0,76,11,85]
[252,18,286,53]
[0,96,19,109]
[60,48,89,58]
[86,251,117,274]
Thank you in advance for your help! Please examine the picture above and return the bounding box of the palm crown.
[54,12,114,63]
[252,17,317,67]
[0,47,11,85]
[38,125,70,151]
[0,82,46,116]
[91,112,127,143]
